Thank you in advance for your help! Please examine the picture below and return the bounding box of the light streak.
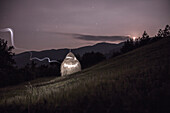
[0,28,16,48]
[0,28,60,63]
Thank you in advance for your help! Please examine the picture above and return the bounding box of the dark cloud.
[75,35,130,42]
[43,31,129,42]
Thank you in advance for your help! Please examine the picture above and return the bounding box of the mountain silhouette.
[13,42,124,67]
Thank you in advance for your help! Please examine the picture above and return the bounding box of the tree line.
[112,25,170,57]
[0,38,106,87]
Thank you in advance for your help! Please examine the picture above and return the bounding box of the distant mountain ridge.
[13,42,124,67]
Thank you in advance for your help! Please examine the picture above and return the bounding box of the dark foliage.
[111,51,121,58]
[80,52,106,69]
[0,39,61,87]
[0,38,17,87]
[119,25,170,55]
[163,25,170,37]
[0,38,15,68]
[19,61,61,81]
[120,38,135,53]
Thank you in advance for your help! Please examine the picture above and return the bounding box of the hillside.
[0,38,170,113]
[14,42,123,67]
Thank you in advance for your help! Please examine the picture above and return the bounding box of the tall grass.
[0,38,170,113]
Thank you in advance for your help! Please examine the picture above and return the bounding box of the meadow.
[0,38,169,113]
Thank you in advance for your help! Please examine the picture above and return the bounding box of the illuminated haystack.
[61,52,81,76]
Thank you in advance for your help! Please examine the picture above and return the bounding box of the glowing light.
[132,36,136,40]
[29,52,59,63]
[66,56,73,59]
[61,52,81,76]
[0,28,15,48]
[0,28,60,63]
[63,62,78,68]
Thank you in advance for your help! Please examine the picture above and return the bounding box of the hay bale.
[61,52,81,76]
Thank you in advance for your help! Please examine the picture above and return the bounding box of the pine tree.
[140,31,150,46]
[163,25,170,37]
[157,29,164,38]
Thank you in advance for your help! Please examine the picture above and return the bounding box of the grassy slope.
[0,38,170,113]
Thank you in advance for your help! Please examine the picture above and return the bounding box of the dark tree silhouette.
[163,25,170,37]
[139,31,150,46]
[74,53,81,62]
[0,38,15,69]
[120,31,151,54]
[157,29,164,38]
[0,38,17,87]
[134,37,140,48]
[154,25,170,41]
[81,52,106,69]
[120,25,170,58]
[121,38,134,53]
[111,51,121,58]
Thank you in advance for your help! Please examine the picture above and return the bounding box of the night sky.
[0,0,169,53]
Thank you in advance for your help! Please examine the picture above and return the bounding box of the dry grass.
[0,38,170,113]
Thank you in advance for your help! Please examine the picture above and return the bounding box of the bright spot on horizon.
[133,37,136,40]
